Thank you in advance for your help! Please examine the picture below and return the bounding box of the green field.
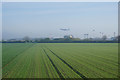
[2,43,118,78]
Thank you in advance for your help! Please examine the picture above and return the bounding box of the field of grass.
[2,43,118,78]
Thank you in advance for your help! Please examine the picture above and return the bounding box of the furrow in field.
[51,45,118,72]
[49,43,118,63]
[64,52,117,77]
[38,45,60,78]
[55,48,117,76]
[41,50,58,78]
[46,49,105,78]
[45,43,118,78]
[46,47,87,79]
[43,47,81,78]
[42,48,64,79]
[48,46,117,78]
[54,45,118,67]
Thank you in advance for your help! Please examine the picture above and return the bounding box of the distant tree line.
[2,35,119,43]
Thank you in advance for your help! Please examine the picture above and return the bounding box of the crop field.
[2,43,118,78]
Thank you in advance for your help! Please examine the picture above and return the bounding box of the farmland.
[2,43,118,78]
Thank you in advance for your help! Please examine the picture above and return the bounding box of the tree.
[102,35,107,40]
[23,36,30,42]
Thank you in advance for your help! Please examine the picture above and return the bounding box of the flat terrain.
[2,43,118,78]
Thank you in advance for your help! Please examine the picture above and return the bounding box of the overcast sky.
[2,2,118,39]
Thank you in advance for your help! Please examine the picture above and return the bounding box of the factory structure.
[64,35,74,39]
